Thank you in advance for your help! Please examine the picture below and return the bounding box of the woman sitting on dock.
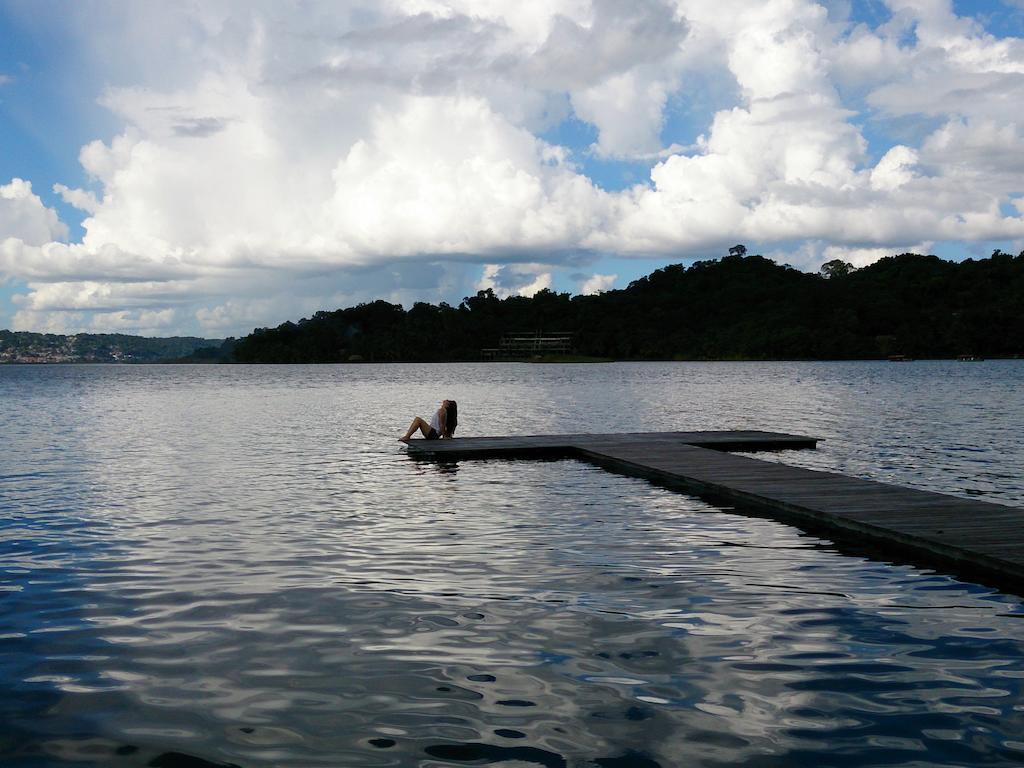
[399,399,457,442]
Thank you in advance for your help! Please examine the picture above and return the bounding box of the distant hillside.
[0,331,223,364]
[228,249,1024,362]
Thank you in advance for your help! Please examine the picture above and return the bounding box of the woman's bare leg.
[399,416,431,441]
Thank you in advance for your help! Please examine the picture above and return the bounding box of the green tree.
[820,259,854,279]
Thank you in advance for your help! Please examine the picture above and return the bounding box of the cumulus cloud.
[0,0,1022,335]
[13,279,198,312]
[325,96,608,258]
[767,240,936,272]
[579,273,618,294]
[1,179,68,246]
[12,306,179,336]
[195,300,278,334]
[53,183,100,214]
[920,118,1024,177]
[865,0,1024,123]
[559,0,689,157]
[476,263,554,298]
[0,239,197,283]
[870,146,919,191]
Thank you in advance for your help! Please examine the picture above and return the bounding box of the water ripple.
[1,362,1022,766]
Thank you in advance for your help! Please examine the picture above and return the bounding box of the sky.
[1,0,1023,338]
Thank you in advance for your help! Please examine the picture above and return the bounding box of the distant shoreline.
[3,355,1020,366]
[5,251,1023,365]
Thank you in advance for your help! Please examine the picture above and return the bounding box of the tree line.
[220,249,1024,363]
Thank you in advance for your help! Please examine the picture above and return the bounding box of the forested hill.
[0,331,222,363]
[231,250,1024,363]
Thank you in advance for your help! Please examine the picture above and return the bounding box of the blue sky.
[0,4,101,232]
[1,0,1023,337]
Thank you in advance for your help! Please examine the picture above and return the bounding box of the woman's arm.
[437,407,447,438]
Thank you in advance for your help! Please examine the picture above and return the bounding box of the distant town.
[0,331,220,364]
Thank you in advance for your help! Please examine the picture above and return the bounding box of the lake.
[1,361,1023,767]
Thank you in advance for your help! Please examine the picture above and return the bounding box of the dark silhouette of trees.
[228,249,1024,362]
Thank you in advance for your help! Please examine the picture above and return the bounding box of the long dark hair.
[445,400,458,437]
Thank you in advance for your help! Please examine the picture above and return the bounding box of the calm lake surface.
[2,361,1023,768]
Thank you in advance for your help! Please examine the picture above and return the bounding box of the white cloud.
[920,118,1024,177]
[822,243,933,269]
[325,96,608,258]
[558,0,689,157]
[516,272,553,297]
[579,273,617,294]
[54,183,100,214]
[870,145,919,191]
[194,292,335,335]
[0,239,197,283]
[9,309,84,334]
[476,263,554,297]
[831,23,907,88]
[1,0,1022,335]
[0,179,68,245]
[12,280,198,312]
[865,0,1024,122]
[195,301,272,334]
[767,240,936,272]
[12,307,179,336]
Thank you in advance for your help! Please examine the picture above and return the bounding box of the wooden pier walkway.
[406,431,1024,591]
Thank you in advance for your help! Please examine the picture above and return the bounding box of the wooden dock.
[406,431,1024,591]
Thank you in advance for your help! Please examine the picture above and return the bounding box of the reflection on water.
[1,362,1023,767]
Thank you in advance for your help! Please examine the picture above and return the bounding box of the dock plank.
[405,431,1024,590]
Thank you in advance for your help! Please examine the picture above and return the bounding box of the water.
[1,361,1023,767]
